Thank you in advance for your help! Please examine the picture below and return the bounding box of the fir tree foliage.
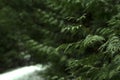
[0,0,120,80]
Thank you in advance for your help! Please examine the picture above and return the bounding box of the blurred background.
[0,0,120,80]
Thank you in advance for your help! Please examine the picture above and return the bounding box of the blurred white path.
[0,65,45,80]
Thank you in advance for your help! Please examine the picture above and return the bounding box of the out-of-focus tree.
[0,0,120,80]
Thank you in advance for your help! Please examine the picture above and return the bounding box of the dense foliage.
[0,0,120,80]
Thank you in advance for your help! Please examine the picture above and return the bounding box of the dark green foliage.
[0,0,120,80]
